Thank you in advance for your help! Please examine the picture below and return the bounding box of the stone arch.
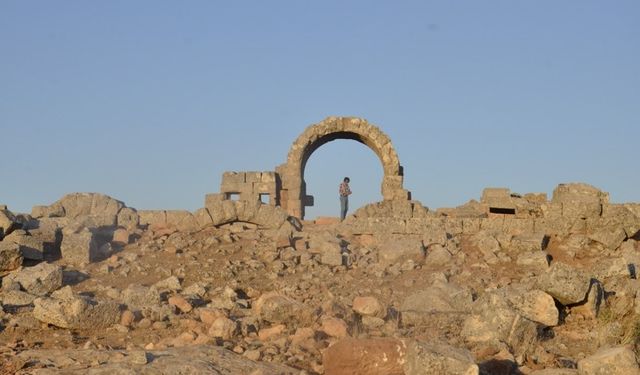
[277,117,410,219]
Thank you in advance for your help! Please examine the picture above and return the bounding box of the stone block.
[33,286,120,329]
[165,211,198,232]
[577,346,639,374]
[403,340,479,375]
[3,231,45,260]
[323,338,406,375]
[261,172,277,183]
[0,242,23,273]
[138,210,166,226]
[221,171,245,184]
[244,172,262,183]
[552,183,609,204]
[193,208,214,228]
[536,262,591,305]
[117,207,139,229]
[2,262,63,296]
[61,227,99,265]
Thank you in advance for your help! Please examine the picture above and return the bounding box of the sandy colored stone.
[168,295,193,313]
[352,296,384,317]
[321,317,348,338]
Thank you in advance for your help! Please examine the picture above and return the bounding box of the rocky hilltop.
[0,182,639,374]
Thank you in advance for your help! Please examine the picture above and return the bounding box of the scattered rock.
[536,262,592,305]
[403,340,479,375]
[208,317,237,340]
[577,346,640,374]
[168,294,193,313]
[0,241,23,273]
[321,317,349,338]
[352,296,384,318]
[2,262,63,296]
[323,338,406,375]
[33,286,121,329]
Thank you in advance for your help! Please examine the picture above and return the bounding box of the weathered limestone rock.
[55,193,124,220]
[0,208,18,239]
[403,340,479,375]
[571,280,604,319]
[33,286,120,329]
[589,226,627,251]
[168,294,192,313]
[323,338,406,375]
[508,233,547,253]
[10,345,297,374]
[61,226,99,265]
[461,290,539,359]
[352,296,384,318]
[122,284,161,311]
[593,257,632,280]
[194,207,214,228]
[116,207,139,229]
[253,292,305,324]
[536,262,592,305]
[208,317,237,339]
[552,183,609,204]
[0,289,38,308]
[321,316,349,338]
[2,230,45,260]
[0,241,23,273]
[31,202,64,218]
[400,281,473,325]
[508,289,559,326]
[425,244,453,267]
[529,369,578,374]
[153,276,182,291]
[577,346,640,374]
[2,262,62,296]
[258,324,286,341]
[376,236,424,266]
[470,231,500,263]
[516,251,550,272]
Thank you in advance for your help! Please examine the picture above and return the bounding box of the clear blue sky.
[1,1,638,218]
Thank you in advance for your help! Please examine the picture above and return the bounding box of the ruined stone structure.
[211,117,410,220]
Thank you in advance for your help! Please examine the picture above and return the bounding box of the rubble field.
[1,182,639,374]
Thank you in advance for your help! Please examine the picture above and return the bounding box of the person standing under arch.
[339,177,352,221]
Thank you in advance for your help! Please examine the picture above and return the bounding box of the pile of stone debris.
[0,184,639,374]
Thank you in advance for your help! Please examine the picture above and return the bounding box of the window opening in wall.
[226,193,240,201]
[489,207,516,215]
[259,193,270,204]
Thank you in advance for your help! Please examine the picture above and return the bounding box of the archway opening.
[304,139,384,219]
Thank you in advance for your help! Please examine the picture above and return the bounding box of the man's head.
[344,177,350,183]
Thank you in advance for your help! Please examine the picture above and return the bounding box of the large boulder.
[323,338,406,375]
[122,284,162,311]
[403,340,479,375]
[60,226,100,265]
[33,286,120,329]
[253,292,308,325]
[376,236,425,266]
[0,208,18,239]
[506,289,559,327]
[0,241,23,273]
[577,346,640,374]
[400,281,473,325]
[2,230,45,260]
[536,262,592,305]
[2,262,62,296]
[461,289,539,360]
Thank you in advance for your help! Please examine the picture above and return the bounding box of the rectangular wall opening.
[489,207,516,215]
[259,193,270,204]
[226,193,240,201]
